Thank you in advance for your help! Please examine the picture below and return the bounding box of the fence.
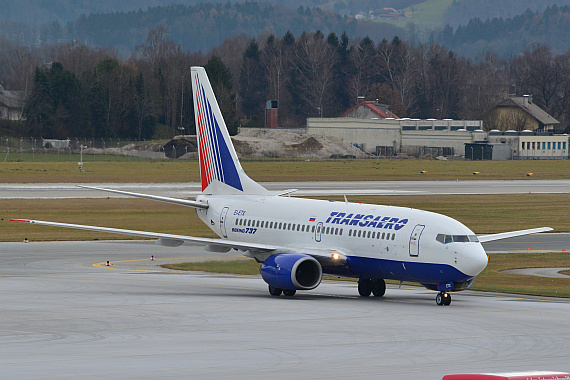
[1,137,170,162]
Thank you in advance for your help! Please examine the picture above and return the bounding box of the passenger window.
[367,231,371,238]
[256,220,260,227]
[382,232,385,240]
[340,228,343,235]
[391,233,395,240]
[301,225,305,232]
[349,229,352,237]
[358,230,362,237]
[311,226,315,233]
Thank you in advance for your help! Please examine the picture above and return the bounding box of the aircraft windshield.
[436,234,479,244]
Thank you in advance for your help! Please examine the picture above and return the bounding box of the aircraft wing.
[477,227,553,243]
[9,218,351,265]
[9,218,277,252]
[76,185,209,209]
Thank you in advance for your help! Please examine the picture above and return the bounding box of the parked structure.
[485,95,561,132]
[486,130,568,160]
[0,86,25,121]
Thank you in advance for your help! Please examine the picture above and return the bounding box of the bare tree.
[291,32,338,117]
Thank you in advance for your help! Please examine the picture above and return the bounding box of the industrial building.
[307,117,484,157]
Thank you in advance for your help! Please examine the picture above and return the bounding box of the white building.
[307,117,484,156]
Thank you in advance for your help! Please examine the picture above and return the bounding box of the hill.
[437,5,570,57]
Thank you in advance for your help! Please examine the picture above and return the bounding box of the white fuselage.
[196,194,488,287]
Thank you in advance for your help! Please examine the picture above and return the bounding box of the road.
[1,179,570,199]
[1,241,569,379]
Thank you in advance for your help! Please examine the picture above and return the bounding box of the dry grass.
[1,159,569,183]
[2,198,216,242]
[327,193,570,234]
[2,193,568,242]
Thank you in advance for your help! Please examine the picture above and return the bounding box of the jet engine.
[260,253,322,290]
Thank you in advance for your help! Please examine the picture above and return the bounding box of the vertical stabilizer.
[191,66,269,196]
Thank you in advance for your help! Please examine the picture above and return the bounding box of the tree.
[239,39,267,123]
[291,32,339,118]
[205,56,239,135]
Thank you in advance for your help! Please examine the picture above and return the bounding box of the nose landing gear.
[436,292,451,306]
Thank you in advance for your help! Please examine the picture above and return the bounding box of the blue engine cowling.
[260,253,322,290]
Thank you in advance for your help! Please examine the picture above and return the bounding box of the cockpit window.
[436,234,479,244]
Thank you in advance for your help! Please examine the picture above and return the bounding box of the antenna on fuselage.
[344,195,348,204]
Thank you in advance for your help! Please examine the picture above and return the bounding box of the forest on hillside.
[437,5,570,57]
[3,1,570,57]
[2,27,570,140]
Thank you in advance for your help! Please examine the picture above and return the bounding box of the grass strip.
[1,159,569,183]
[2,193,569,242]
[163,251,570,298]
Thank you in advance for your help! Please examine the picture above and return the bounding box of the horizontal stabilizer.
[77,185,208,209]
[478,227,553,243]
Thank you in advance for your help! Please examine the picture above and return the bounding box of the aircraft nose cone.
[462,245,488,276]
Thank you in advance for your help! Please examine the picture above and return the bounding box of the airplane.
[11,66,553,306]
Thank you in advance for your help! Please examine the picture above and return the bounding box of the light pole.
[79,145,86,171]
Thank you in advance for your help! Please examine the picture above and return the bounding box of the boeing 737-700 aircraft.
[12,67,553,305]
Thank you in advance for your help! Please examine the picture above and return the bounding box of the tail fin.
[191,66,269,196]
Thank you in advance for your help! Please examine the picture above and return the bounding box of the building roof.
[0,89,25,109]
[339,101,400,119]
[497,96,559,126]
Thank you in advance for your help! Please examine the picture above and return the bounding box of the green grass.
[401,0,455,27]
[162,260,261,275]
[1,159,569,183]
[472,251,570,297]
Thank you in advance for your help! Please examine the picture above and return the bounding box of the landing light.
[332,253,340,260]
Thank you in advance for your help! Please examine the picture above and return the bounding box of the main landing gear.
[436,291,451,306]
[268,285,296,297]
[358,278,386,297]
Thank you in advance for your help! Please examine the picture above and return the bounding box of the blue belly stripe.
[322,256,473,285]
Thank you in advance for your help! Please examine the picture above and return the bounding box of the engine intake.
[260,253,322,290]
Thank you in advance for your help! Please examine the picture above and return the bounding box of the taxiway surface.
[1,241,569,379]
[1,179,570,199]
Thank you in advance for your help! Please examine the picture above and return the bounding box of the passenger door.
[409,224,425,257]
[219,207,230,238]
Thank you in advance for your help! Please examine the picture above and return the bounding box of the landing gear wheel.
[372,279,386,297]
[283,289,296,297]
[436,292,443,305]
[436,292,451,306]
[358,279,373,297]
[269,286,282,296]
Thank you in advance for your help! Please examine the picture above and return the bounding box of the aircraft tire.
[436,292,444,305]
[269,285,283,296]
[436,292,451,306]
[372,279,386,297]
[283,289,296,297]
[358,279,373,297]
